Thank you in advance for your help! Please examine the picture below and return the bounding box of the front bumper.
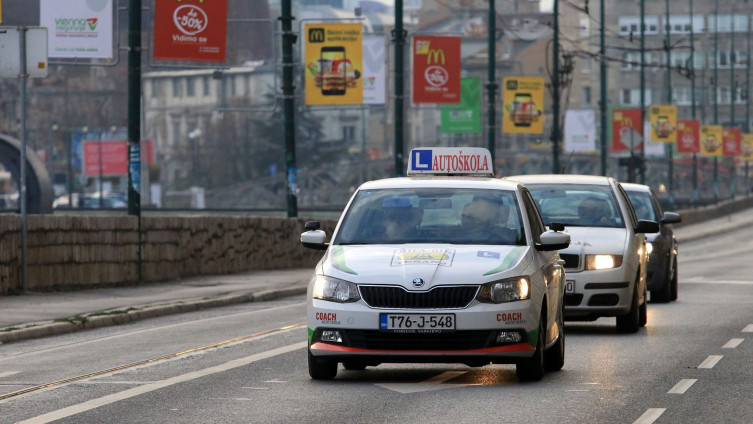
[562,267,634,319]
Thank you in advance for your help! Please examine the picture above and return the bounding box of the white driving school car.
[300,147,570,381]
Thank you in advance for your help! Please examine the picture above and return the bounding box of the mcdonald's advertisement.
[723,128,742,157]
[440,77,481,134]
[153,0,228,62]
[649,105,677,143]
[676,120,700,154]
[304,23,363,105]
[612,108,643,152]
[412,36,461,104]
[700,125,723,157]
[742,134,753,161]
[502,76,545,134]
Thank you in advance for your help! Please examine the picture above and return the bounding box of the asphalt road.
[1,227,752,424]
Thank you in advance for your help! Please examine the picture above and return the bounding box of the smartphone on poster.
[320,46,346,96]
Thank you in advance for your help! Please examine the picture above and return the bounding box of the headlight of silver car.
[477,276,531,303]
[585,254,623,270]
[312,275,361,303]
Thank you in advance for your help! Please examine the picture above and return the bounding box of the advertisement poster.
[40,0,113,59]
[440,77,481,134]
[153,0,228,62]
[676,120,700,154]
[742,134,753,161]
[723,128,742,157]
[304,23,363,105]
[612,108,643,152]
[362,35,385,105]
[502,76,545,134]
[83,140,155,176]
[649,105,677,143]
[700,125,723,157]
[412,36,461,104]
[563,110,596,152]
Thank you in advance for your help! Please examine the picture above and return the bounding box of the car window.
[616,184,639,228]
[626,191,656,222]
[334,188,525,245]
[526,183,625,228]
[522,189,544,244]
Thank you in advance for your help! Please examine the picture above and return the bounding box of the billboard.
[440,77,481,134]
[153,0,228,62]
[412,36,461,104]
[304,23,363,105]
[742,134,753,161]
[362,35,385,105]
[700,125,723,157]
[676,120,700,154]
[563,110,596,152]
[83,140,155,176]
[648,105,677,143]
[502,76,545,134]
[612,108,643,152]
[723,128,742,157]
[40,0,113,59]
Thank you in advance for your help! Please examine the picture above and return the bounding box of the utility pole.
[487,0,497,163]
[730,2,737,199]
[281,0,298,217]
[394,0,406,176]
[639,0,646,184]
[551,0,561,174]
[600,0,607,176]
[713,0,719,202]
[690,0,699,203]
[747,0,751,195]
[127,0,141,218]
[665,0,674,204]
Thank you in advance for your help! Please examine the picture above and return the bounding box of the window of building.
[172,79,182,97]
[581,86,591,106]
[342,125,356,141]
[186,78,196,97]
[579,16,590,37]
[171,119,181,147]
[203,76,210,96]
[673,86,692,105]
[618,16,659,36]
[581,57,591,72]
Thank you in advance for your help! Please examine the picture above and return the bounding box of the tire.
[308,349,337,380]
[651,260,673,303]
[342,361,367,371]
[544,304,565,372]
[639,285,647,327]
[670,259,679,301]
[616,285,640,334]
[517,311,546,381]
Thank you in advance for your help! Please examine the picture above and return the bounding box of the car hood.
[322,244,532,289]
[560,227,627,255]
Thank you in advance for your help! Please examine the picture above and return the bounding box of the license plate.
[379,314,455,333]
[566,280,576,293]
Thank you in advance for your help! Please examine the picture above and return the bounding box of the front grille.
[560,254,580,269]
[359,285,479,309]
[342,329,499,350]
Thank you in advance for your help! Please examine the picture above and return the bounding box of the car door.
[616,183,647,294]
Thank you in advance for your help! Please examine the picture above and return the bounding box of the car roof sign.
[406,147,494,177]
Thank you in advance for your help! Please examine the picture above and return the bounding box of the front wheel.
[544,305,565,372]
[308,350,337,380]
[517,311,546,381]
[616,286,640,334]
[639,285,647,327]
[670,258,679,301]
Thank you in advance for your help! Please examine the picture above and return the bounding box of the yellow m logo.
[427,49,445,65]
[308,28,325,43]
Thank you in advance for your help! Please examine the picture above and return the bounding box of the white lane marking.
[375,371,475,394]
[743,324,753,333]
[0,371,21,378]
[698,355,723,369]
[723,338,744,348]
[16,341,306,424]
[668,379,697,394]
[261,380,287,383]
[241,387,269,390]
[633,408,666,424]
[682,278,753,285]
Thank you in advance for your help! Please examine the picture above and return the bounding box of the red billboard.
[722,128,742,157]
[612,109,643,152]
[153,0,228,62]
[412,36,461,104]
[84,141,155,176]
[677,120,700,154]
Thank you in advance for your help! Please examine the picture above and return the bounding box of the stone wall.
[0,216,338,295]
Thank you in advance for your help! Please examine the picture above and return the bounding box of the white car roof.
[621,182,651,193]
[358,176,523,191]
[505,174,614,186]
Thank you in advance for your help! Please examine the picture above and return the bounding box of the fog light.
[496,331,522,343]
[321,330,342,343]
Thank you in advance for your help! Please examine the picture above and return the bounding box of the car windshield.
[626,191,656,221]
[526,184,625,228]
[334,188,525,245]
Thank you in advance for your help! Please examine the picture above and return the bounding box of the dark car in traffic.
[622,183,681,303]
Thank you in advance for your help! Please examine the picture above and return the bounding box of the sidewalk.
[1,208,751,344]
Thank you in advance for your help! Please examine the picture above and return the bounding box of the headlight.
[585,254,623,270]
[477,277,531,303]
[645,242,654,255]
[312,275,361,303]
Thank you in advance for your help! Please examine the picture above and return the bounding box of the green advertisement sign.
[441,77,481,134]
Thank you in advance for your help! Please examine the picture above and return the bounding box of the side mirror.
[661,212,682,224]
[305,221,321,231]
[301,229,328,250]
[536,230,570,251]
[549,222,565,232]
[635,219,660,234]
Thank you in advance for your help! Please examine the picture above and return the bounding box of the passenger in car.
[578,197,612,226]
[461,198,513,242]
